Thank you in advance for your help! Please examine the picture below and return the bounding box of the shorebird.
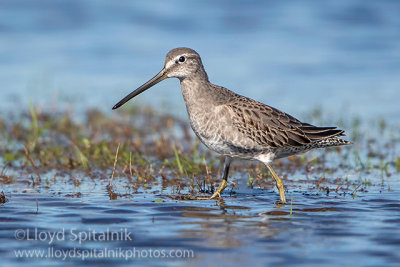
[113,47,350,203]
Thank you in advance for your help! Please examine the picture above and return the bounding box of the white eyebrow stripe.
[165,59,176,69]
[165,54,191,69]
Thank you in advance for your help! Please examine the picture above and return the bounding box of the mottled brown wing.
[227,96,344,148]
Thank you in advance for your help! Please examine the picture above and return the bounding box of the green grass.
[173,146,184,175]
[28,101,39,150]
[290,195,293,216]
[0,104,398,198]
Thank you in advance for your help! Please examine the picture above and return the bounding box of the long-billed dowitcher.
[113,47,350,203]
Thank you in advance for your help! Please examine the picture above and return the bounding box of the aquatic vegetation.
[0,191,8,203]
[0,104,398,200]
[0,103,399,266]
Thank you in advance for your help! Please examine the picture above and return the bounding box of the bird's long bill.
[112,68,167,110]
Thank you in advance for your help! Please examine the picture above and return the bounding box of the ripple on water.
[371,235,400,246]
[0,217,32,222]
[259,211,290,216]
[80,217,131,224]
[53,212,81,218]
[152,205,219,213]
[1,189,399,266]
[102,208,139,214]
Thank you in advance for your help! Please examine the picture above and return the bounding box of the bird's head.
[112,47,205,110]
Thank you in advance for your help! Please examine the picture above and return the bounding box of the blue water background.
[0,0,399,122]
[1,1,400,266]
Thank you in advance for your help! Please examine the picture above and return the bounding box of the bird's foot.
[274,201,286,207]
[266,165,287,204]
[278,191,287,204]
[192,180,228,200]
[208,179,228,200]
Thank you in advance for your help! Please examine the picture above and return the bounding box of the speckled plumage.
[113,47,351,202]
[173,48,350,162]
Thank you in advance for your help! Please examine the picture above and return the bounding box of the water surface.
[1,175,399,266]
[0,0,399,121]
[1,1,400,266]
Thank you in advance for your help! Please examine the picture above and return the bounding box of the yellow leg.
[208,179,228,199]
[267,165,287,203]
[195,157,232,200]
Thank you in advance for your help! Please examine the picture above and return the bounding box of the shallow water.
[1,169,399,266]
[1,0,400,122]
[1,1,400,266]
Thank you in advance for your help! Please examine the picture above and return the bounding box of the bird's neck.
[179,72,216,117]
[180,70,211,102]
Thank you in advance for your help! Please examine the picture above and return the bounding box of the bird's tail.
[314,136,352,148]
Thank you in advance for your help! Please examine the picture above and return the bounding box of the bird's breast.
[186,104,265,158]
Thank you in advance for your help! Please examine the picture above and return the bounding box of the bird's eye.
[178,56,185,63]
